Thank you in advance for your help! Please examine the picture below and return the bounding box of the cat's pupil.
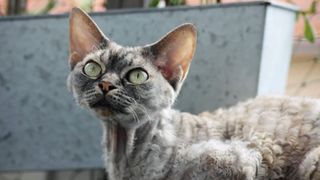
[83,61,102,78]
[127,69,148,84]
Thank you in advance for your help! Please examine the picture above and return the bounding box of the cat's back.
[214,96,320,178]
[225,96,320,140]
[198,96,320,143]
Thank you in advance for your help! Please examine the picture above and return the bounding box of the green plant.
[149,0,184,7]
[149,0,160,7]
[80,0,93,12]
[168,0,184,6]
[28,0,55,15]
[290,0,319,42]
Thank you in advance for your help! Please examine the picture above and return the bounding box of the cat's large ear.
[69,8,109,69]
[145,24,197,91]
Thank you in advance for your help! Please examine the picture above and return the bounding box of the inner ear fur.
[69,7,109,69]
[146,24,197,90]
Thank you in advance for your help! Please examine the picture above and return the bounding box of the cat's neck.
[104,117,159,159]
[102,108,174,179]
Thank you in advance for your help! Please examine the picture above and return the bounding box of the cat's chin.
[92,106,146,128]
[90,99,131,115]
[90,101,147,128]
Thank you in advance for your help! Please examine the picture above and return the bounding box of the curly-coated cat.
[67,8,320,180]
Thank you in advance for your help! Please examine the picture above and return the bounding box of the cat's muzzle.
[90,90,134,114]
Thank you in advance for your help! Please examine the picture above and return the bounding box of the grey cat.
[67,8,320,180]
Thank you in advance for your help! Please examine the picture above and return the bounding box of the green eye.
[83,61,102,78]
[127,69,148,84]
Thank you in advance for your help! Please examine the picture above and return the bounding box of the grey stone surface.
[0,2,296,171]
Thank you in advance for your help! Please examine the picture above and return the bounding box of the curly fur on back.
[100,96,320,180]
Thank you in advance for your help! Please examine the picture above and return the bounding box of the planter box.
[0,1,297,171]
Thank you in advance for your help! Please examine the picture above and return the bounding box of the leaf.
[169,0,184,6]
[303,15,315,43]
[27,0,55,15]
[149,0,160,7]
[309,0,317,14]
[80,0,93,12]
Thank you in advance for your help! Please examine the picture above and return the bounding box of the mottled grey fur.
[68,8,320,180]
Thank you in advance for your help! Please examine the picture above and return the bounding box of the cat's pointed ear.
[146,24,197,90]
[69,8,109,69]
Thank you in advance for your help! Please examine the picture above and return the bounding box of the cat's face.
[67,8,196,128]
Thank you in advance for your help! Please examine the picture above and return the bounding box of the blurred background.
[0,0,319,180]
[0,0,319,97]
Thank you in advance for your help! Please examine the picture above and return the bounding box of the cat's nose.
[98,81,116,95]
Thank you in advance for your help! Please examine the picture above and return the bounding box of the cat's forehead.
[83,44,147,68]
[105,47,144,64]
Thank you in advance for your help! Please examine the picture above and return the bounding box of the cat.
[67,7,320,180]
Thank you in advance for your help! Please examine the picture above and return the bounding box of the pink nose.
[98,81,115,94]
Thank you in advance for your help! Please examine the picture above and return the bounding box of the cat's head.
[67,8,197,128]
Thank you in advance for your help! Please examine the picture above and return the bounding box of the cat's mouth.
[90,97,131,114]
[91,99,110,108]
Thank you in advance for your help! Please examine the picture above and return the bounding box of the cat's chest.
[123,143,175,180]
